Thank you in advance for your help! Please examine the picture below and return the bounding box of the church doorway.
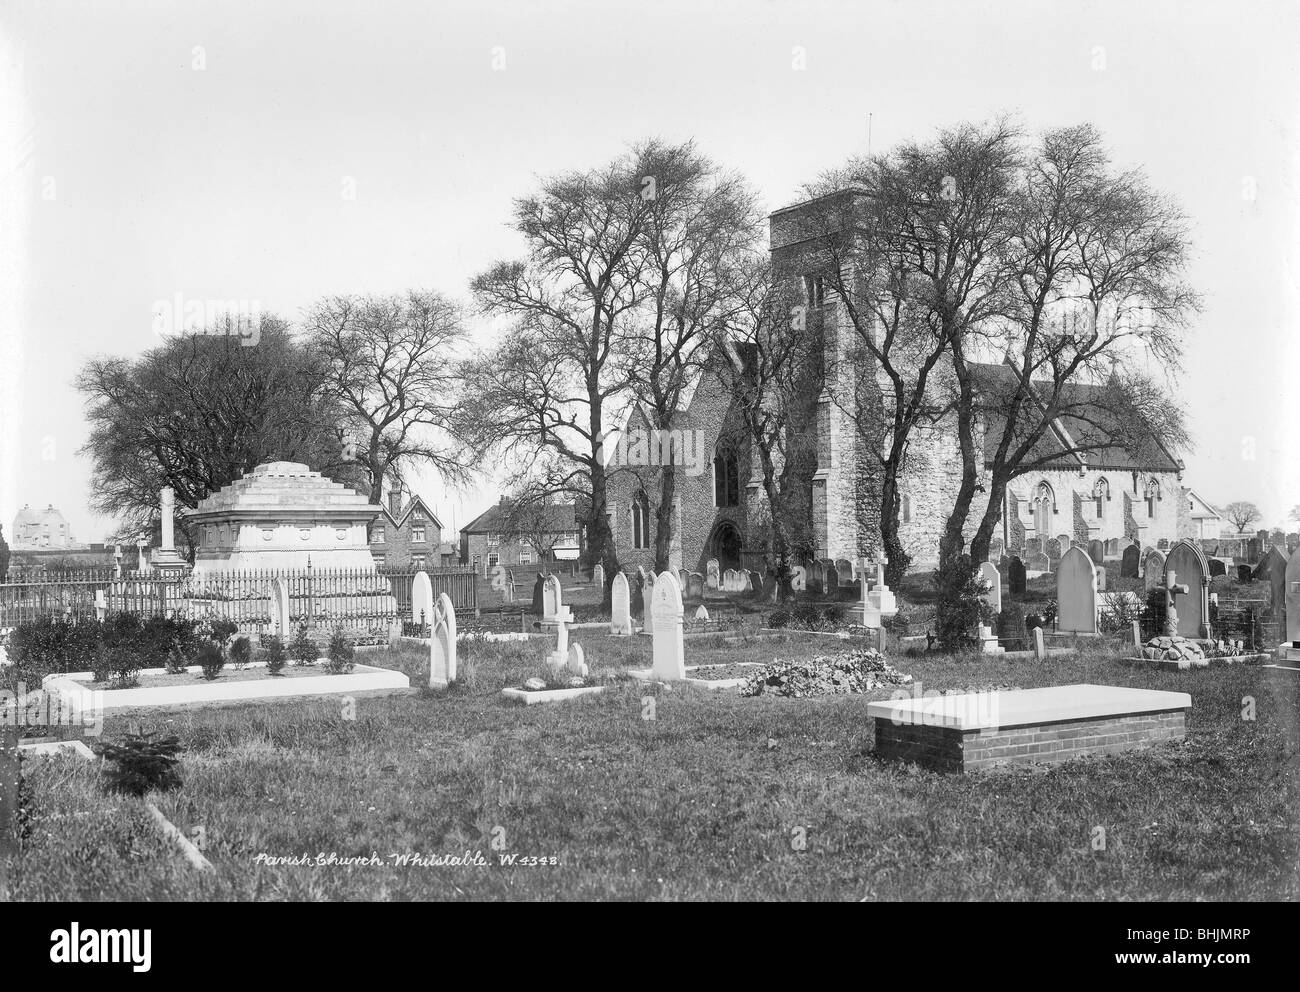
[710,521,743,571]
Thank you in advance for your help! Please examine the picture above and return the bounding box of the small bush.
[196,640,225,680]
[290,624,318,666]
[163,639,188,675]
[326,627,354,674]
[791,602,821,628]
[767,610,790,629]
[262,634,287,675]
[228,635,252,670]
[933,556,995,649]
[91,731,184,796]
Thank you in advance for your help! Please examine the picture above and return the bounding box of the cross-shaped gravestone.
[1156,569,1189,639]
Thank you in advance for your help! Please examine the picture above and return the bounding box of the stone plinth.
[868,684,1191,773]
[186,462,384,572]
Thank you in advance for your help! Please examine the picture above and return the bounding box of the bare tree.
[308,290,470,506]
[620,142,765,572]
[710,261,820,598]
[461,143,663,585]
[1223,500,1262,535]
[953,123,1197,566]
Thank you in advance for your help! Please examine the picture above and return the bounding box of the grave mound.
[1141,635,1207,667]
[739,647,913,698]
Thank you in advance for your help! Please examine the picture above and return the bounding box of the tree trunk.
[653,464,677,574]
[939,347,979,573]
[878,462,909,587]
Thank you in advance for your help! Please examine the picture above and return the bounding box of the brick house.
[607,188,1187,575]
[367,491,443,569]
[460,499,581,575]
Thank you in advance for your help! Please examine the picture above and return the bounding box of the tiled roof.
[462,501,577,534]
[970,363,1181,472]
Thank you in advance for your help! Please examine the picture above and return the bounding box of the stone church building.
[608,189,1187,577]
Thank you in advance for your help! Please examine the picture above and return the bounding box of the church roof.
[969,363,1182,473]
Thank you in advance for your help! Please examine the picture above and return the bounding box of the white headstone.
[610,572,632,636]
[271,577,290,639]
[429,592,457,688]
[94,589,107,621]
[978,561,1001,615]
[592,563,605,589]
[694,605,710,621]
[651,571,686,681]
[411,570,434,627]
[567,642,588,677]
[160,486,176,552]
[706,559,720,590]
[1056,546,1099,635]
[542,574,562,622]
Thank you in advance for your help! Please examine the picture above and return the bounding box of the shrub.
[228,635,252,669]
[163,639,188,675]
[261,634,286,675]
[326,627,355,674]
[791,602,822,629]
[290,624,319,666]
[933,555,995,649]
[91,732,183,796]
[196,640,225,680]
[821,604,844,626]
[767,610,790,629]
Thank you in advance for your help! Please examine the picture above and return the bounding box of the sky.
[1,0,1297,545]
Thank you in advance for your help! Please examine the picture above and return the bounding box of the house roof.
[376,493,444,531]
[970,363,1182,473]
[1183,488,1222,519]
[461,500,577,535]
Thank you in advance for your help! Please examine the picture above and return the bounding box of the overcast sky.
[1,0,1297,545]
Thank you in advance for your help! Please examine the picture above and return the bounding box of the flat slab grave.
[867,684,1191,773]
[43,661,410,712]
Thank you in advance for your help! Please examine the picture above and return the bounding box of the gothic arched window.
[1032,481,1055,534]
[1144,478,1161,518]
[631,493,651,550]
[713,448,739,508]
[1092,477,1110,517]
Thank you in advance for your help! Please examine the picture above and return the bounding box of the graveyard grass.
[10,628,1299,901]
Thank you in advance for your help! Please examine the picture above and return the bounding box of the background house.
[460,498,581,574]
[368,490,443,569]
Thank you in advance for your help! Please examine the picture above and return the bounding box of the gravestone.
[567,643,588,678]
[825,562,840,595]
[1026,551,1050,573]
[1259,547,1287,637]
[1025,537,1042,555]
[1237,564,1254,584]
[1105,538,1120,558]
[1120,544,1140,579]
[1088,540,1105,565]
[1008,556,1027,597]
[610,572,632,636]
[271,577,291,639]
[749,570,764,598]
[706,559,720,590]
[978,561,1001,615]
[429,593,457,688]
[1247,538,1261,564]
[694,605,710,621]
[835,558,853,581]
[678,568,689,590]
[1056,546,1098,635]
[530,573,546,615]
[650,571,686,681]
[642,570,656,625]
[687,572,705,599]
[592,563,605,589]
[989,537,1004,561]
[1278,549,1300,657]
[1208,558,1227,578]
[1045,538,1062,568]
[1143,550,1166,590]
[542,574,562,622]
[1165,540,1210,639]
[723,568,740,592]
[411,570,433,627]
